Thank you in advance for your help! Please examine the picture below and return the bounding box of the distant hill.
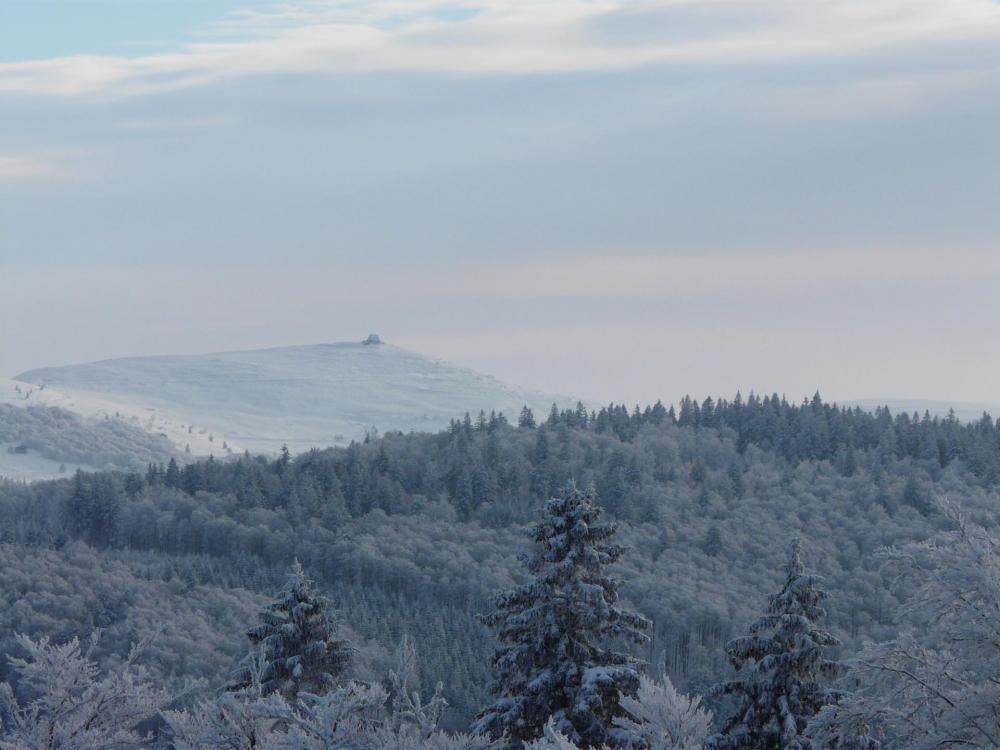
[13,339,575,455]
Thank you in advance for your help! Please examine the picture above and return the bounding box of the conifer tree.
[164,457,181,488]
[277,444,292,473]
[703,526,723,557]
[474,483,650,748]
[709,539,840,750]
[519,405,537,429]
[230,561,351,702]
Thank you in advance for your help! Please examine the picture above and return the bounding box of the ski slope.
[14,340,575,456]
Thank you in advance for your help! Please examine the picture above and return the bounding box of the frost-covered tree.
[230,561,350,702]
[709,539,839,750]
[614,676,712,750]
[474,483,650,748]
[807,500,1000,750]
[0,632,167,750]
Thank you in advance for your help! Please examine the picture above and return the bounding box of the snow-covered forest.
[2,394,1000,748]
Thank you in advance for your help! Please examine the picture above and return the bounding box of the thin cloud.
[0,152,87,183]
[115,115,241,134]
[374,249,1000,304]
[1,0,998,97]
[9,248,999,308]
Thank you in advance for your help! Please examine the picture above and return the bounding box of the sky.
[2,0,1000,406]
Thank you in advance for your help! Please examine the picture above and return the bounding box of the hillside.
[3,395,999,726]
[13,339,574,455]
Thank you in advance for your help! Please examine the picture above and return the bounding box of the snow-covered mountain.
[13,339,575,456]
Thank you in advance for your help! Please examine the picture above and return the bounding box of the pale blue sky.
[0,1,256,60]
[2,0,1000,404]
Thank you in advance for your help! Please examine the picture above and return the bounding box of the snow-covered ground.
[12,341,576,457]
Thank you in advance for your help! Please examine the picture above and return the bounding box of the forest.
[1,393,999,748]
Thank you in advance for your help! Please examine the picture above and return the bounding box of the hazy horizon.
[10,335,1000,418]
[3,0,1000,406]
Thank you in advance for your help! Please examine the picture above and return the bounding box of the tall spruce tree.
[230,561,351,702]
[709,539,840,750]
[473,483,650,748]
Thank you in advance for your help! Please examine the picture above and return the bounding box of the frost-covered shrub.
[524,719,585,750]
[0,632,168,750]
[165,680,388,750]
[523,676,712,750]
[166,637,495,750]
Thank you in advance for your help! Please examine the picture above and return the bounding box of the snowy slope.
[14,341,575,455]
